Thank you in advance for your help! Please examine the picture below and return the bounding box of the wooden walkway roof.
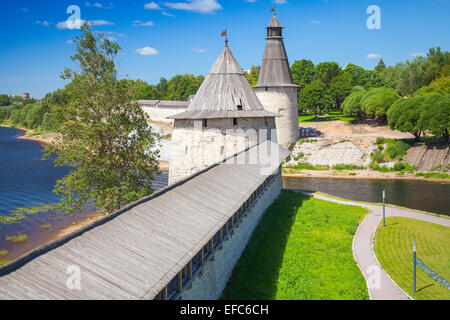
[0,141,289,300]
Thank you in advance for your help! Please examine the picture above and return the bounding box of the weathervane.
[221,29,228,47]
[271,7,276,15]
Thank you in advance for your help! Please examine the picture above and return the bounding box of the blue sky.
[0,0,449,98]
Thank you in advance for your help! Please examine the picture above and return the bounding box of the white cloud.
[245,0,257,2]
[192,48,206,53]
[36,20,51,28]
[66,40,75,44]
[273,0,287,4]
[162,11,175,17]
[85,2,114,9]
[310,20,320,24]
[163,0,222,14]
[145,2,162,9]
[21,8,29,12]
[136,46,160,56]
[365,53,382,59]
[56,19,114,29]
[133,20,155,27]
[410,52,426,57]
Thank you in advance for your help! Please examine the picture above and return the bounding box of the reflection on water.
[283,177,450,216]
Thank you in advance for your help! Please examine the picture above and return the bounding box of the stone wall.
[177,169,283,300]
[255,87,299,149]
[169,117,277,184]
[142,105,187,123]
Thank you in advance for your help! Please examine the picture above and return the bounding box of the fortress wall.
[169,118,277,184]
[177,169,283,300]
[142,106,187,123]
[255,87,300,149]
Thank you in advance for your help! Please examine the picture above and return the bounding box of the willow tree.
[47,24,160,215]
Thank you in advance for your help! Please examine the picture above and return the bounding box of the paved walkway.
[291,190,450,300]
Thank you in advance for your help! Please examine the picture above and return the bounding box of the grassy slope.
[222,191,369,300]
[374,217,450,300]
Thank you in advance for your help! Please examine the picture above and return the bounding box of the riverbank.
[282,169,450,183]
[0,124,58,144]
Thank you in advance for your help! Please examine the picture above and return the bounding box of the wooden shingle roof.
[0,141,290,300]
[169,46,277,120]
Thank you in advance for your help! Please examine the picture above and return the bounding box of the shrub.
[371,150,385,163]
[385,140,411,160]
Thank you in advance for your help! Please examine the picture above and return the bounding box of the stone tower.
[168,43,278,185]
[254,13,300,149]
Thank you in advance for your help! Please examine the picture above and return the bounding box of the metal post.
[382,190,386,227]
[413,239,417,293]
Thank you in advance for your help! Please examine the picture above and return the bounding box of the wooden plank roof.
[0,141,290,300]
[254,15,298,89]
[171,46,271,120]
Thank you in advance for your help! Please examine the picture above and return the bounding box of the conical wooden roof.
[254,14,298,88]
[170,46,276,120]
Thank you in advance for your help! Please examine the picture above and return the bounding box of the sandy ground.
[282,170,449,182]
[300,120,414,140]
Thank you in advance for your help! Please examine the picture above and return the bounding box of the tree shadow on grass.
[221,191,308,300]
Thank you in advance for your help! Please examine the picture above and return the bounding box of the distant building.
[22,93,30,99]
[139,100,190,123]
[254,13,300,149]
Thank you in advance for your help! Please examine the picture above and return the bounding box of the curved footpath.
[290,190,450,300]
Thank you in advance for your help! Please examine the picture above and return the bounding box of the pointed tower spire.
[254,12,300,149]
[255,13,296,87]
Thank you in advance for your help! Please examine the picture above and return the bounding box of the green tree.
[291,60,315,90]
[414,86,446,97]
[44,24,160,215]
[245,65,260,87]
[298,80,332,114]
[329,72,353,112]
[342,90,367,121]
[361,88,401,124]
[41,112,54,131]
[387,96,426,140]
[0,94,10,106]
[315,62,341,88]
[375,59,386,73]
[419,94,450,142]
[429,75,450,94]
[25,103,49,129]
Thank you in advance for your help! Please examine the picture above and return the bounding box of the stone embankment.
[285,139,377,168]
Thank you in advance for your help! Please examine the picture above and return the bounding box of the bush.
[385,140,411,160]
[371,150,385,163]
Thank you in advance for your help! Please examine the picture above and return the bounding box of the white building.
[254,13,300,149]
[168,43,278,185]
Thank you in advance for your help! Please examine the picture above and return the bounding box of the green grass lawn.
[374,217,450,300]
[222,191,369,300]
[298,112,358,125]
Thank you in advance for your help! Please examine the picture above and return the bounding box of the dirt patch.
[300,120,413,140]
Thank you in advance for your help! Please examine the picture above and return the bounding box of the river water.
[283,177,450,216]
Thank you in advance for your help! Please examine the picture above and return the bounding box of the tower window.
[265,87,268,92]
[237,105,243,111]
[202,119,208,128]
[233,118,238,126]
